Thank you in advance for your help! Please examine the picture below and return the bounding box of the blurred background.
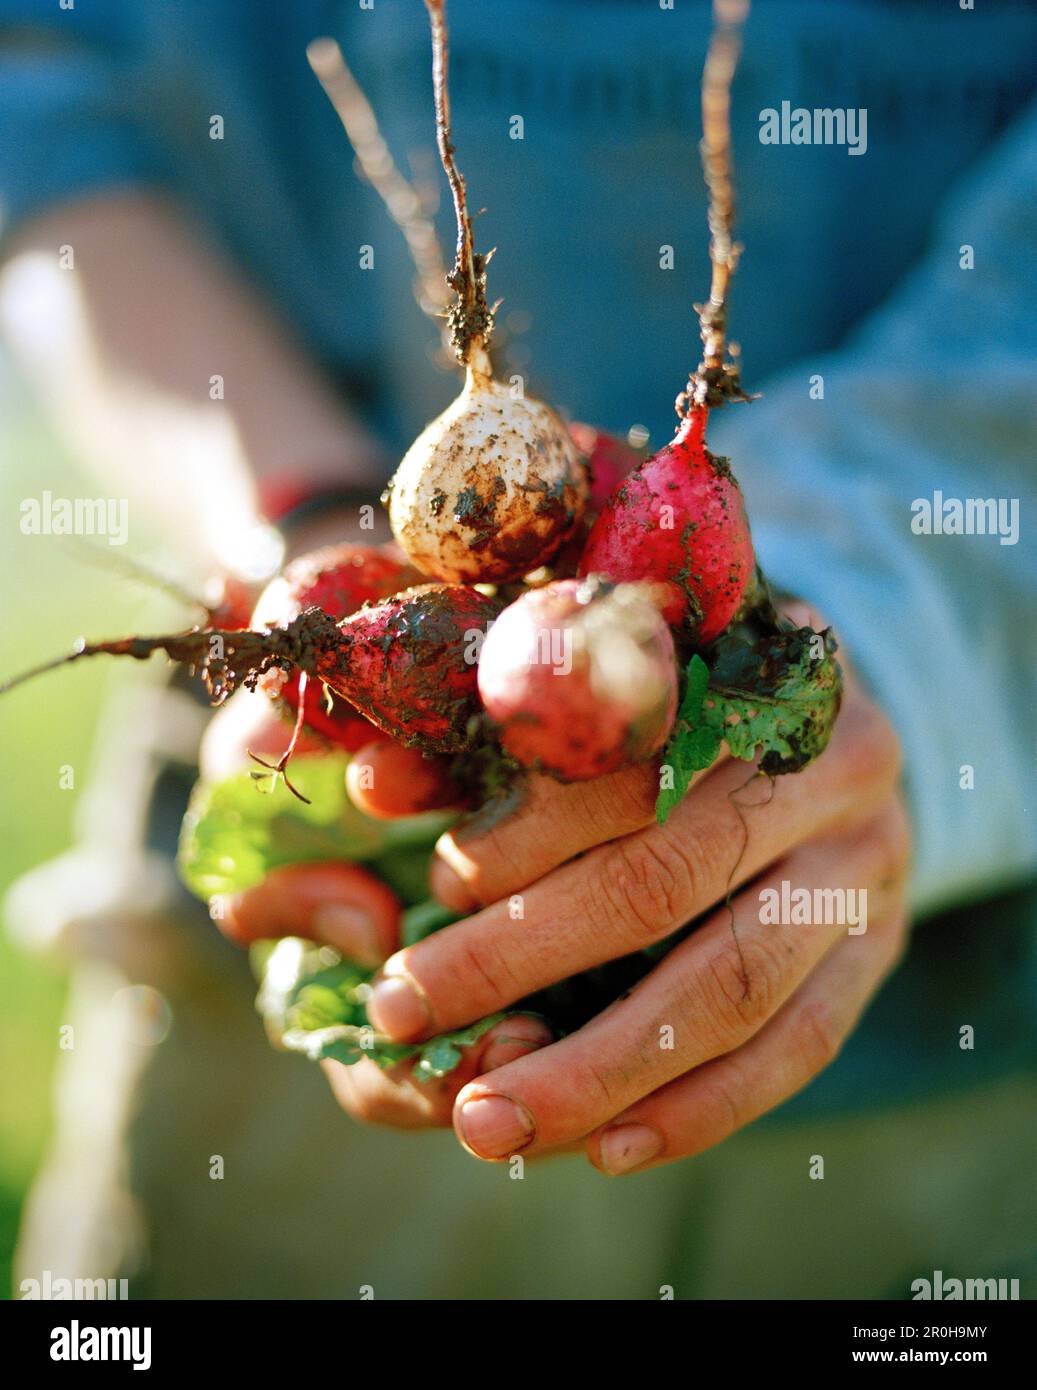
[0,366,183,1297]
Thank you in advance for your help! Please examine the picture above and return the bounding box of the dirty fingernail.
[457,1094,535,1159]
[312,904,383,966]
[598,1123,663,1175]
[366,973,430,1039]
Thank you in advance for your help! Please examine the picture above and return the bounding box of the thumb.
[211,861,401,968]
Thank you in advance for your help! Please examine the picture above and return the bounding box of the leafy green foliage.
[656,628,842,825]
[177,754,454,899]
[655,656,723,825]
[402,898,461,946]
[178,757,484,1078]
[256,937,501,1081]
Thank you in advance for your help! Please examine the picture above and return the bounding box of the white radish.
[386,0,587,584]
[387,345,585,583]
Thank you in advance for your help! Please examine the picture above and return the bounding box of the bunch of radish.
[4,0,838,842]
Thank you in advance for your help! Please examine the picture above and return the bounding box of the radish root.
[679,0,754,414]
[0,608,342,705]
[425,0,494,363]
[307,37,451,327]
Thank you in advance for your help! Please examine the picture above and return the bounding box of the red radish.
[478,577,678,781]
[252,543,418,750]
[548,424,644,578]
[385,2,588,585]
[314,582,501,752]
[568,423,643,514]
[1,584,501,768]
[345,739,462,819]
[580,1,759,648]
[578,408,754,643]
[203,574,259,631]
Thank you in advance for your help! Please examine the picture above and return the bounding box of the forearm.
[0,190,388,574]
[709,104,1037,915]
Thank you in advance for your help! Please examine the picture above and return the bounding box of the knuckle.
[704,936,784,1046]
[696,1069,745,1142]
[670,809,733,901]
[572,1051,625,1113]
[858,796,914,895]
[603,834,690,941]
[441,830,508,908]
[795,998,843,1073]
[453,932,522,1013]
[583,764,657,835]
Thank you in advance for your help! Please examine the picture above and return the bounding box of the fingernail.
[366,973,430,1039]
[480,1028,551,1072]
[457,1094,535,1159]
[598,1123,663,1175]
[312,904,382,967]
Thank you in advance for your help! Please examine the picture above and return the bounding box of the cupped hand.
[361,647,910,1172]
[200,686,553,1115]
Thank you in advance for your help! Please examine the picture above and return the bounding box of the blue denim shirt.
[2,0,1035,1108]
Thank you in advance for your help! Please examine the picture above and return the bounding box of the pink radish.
[478,577,678,781]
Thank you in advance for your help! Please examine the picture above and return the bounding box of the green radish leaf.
[402,898,461,947]
[705,625,843,774]
[411,1015,504,1081]
[373,845,437,907]
[255,937,502,1082]
[656,656,722,825]
[415,1037,463,1078]
[177,754,454,899]
[656,630,842,825]
[677,651,711,724]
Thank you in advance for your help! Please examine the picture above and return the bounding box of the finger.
[322,1012,554,1130]
[430,756,727,912]
[429,598,837,912]
[345,739,464,820]
[586,905,908,1174]
[449,809,907,1158]
[199,686,326,781]
[213,861,401,967]
[367,689,901,1041]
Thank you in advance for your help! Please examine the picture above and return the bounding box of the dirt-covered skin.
[578,408,755,644]
[314,583,503,753]
[477,577,678,781]
[387,358,588,584]
[252,542,419,749]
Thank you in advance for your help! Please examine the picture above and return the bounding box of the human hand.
[359,635,910,1172]
[199,688,553,1116]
